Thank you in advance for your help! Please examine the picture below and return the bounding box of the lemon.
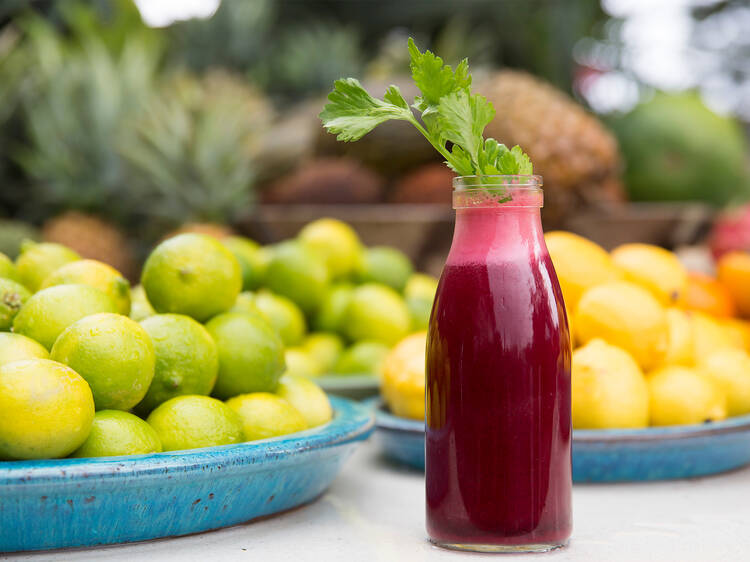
[15,241,79,292]
[283,347,323,377]
[276,375,333,427]
[0,252,20,282]
[314,283,354,334]
[141,233,242,322]
[129,284,155,322]
[700,349,750,416]
[254,290,306,346]
[689,311,739,362]
[41,259,131,315]
[13,284,118,350]
[575,281,668,370]
[298,218,363,279]
[51,313,155,411]
[404,273,439,300]
[135,314,219,415]
[147,395,244,451]
[357,246,414,292]
[662,308,694,366]
[0,278,31,331]
[303,332,344,372]
[226,393,308,441]
[0,359,94,459]
[611,243,688,305]
[545,231,622,311]
[344,283,411,345]
[222,236,266,291]
[0,333,49,365]
[71,410,162,458]
[205,312,285,399]
[647,366,727,426]
[571,339,649,429]
[721,318,750,351]
[264,242,330,316]
[381,332,426,420]
[335,341,391,375]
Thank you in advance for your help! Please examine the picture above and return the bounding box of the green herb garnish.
[320,38,532,177]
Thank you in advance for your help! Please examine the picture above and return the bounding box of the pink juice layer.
[426,204,572,547]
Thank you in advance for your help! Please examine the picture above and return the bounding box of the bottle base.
[430,539,569,554]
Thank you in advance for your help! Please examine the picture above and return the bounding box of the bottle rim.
[453,175,543,190]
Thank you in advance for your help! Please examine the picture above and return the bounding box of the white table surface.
[4,439,748,562]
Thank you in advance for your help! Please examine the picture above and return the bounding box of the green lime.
[284,347,323,377]
[222,236,266,291]
[407,296,433,331]
[0,359,94,459]
[303,332,344,372]
[276,375,333,428]
[129,284,156,322]
[226,392,307,441]
[13,284,117,350]
[141,233,242,322]
[147,395,244,451]
[343,283,411,345]
[357,247,413,292]
[205,312,285,399]
[15,241,79,292]
[0,252,20,282]
[404,273,439,300]
[71,410,162,458]
[230,291,266,320]
[41,259,130,315]
[254,290,306,346]
[0,333,49,365]
[51,313,155,411]
[264,242,329,316]
[0,278,31,331]
[135,314,219,415]
[298,218,363,279]
[314,283,354,334]
[335,341,391,375]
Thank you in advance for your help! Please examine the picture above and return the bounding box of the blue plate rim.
[315,374,380,390]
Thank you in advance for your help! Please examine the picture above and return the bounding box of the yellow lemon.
[381,332,426,420]
[699,349,750,416]
[689,311,739,363]
[662,308,694,366]
[647,366,727,426]
[720,318,750,352]
[611,243,687,305]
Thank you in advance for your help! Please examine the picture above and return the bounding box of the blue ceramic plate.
[0,396,374,553]
[316,374,380,401]
[372,401,750,482]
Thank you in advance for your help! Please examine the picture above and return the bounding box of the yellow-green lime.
[225,393,307,441]
[222,236,266,291]
[129,284,155,322]
[284,347,323,377]
[404,273,439,300]
[0,278,31,331]
[254,290,306,346]
[230,291,266,320]
[205,312,285,399]
[13,284,117,350]
[0,333,49,365]
[141,233,242,322]
[0,359,94,459]
[0,252,20,282]
[343,283,410,345]
[51,313,155,411]
[334,341,391,375]
[303,332,344,372]
[298,218,363,279]
[264,242,329,315]
[146,395,244,451]
[41,259,131,315]
[15,241,79,292]
[314,283,354,334]
[357,247,414,292]
[71,410,162,458]
[406,296,433,331]
[276,375,333,427]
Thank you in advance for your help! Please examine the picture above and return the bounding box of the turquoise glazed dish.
[0,396,373,553]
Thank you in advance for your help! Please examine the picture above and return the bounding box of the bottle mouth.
[453,175,543,190]
[452,175,543,209]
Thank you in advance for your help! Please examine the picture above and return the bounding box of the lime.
[254,290,306,346]
[0,333,49,365]
[343,283,411,345]
[51,313,155,411]
[357,247,413,292]
[129,284,155,322]
[0,278,31,331]
[0,359,94,459]
[141,233,242,322]
[335,341,391,375]
[41,259,131,316]
[147,395,244,451]
[205,312,285,399]
[222,236,266,291]
[303,332,344,372]
[0,252,20,282]
[15,241,79,292]
[276,375,333,427]
[13,284,117,350]
[406,296,433,331]
[284,347,323,377]
[298,218,363,279]
[314,283,354,334]
[226,392,308,441]
[264,242,329,316]
[230,291,266,320]
[71,410,162,458]
[404,273,438,299]
[135,314,219,415]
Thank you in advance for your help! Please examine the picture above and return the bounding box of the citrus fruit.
[264,242,329,315]
[0,252,20,282]
[205,312,285,399]
[222,236,266,291]
[544,231,622,311]
[404,273,439,300]
[574,281,668,370]
[0,359,94,459]
[40,259,131,315]
[129,284,155,322]
[0,278,30,331]
[51,313,155,411]
[141,233,242,322]
[0,333,49,365]
[699,349,750,416]
[15,241,79,292]
[283,347,323,377]
[314,283,354,334]
[689,311,739,361]
[611,243,688,305]
[254,290,306,346]
[381,332,426,420]
[717,251,750,317]
[276,375,333,427]
[13,284,118,350]
[230,291,265,320]
[146,395,244,451]
[298,218,363,279]
[303,332,344,372]
[406,295,433,331]
[335,340,391,375]
[571,339,649,429]
[343,283,411,345]
[647,366,727,426]
[71,410,162,458]
[357,246,414,292]
[683,271,735,318]
[721,318,750,351]
[225,393,307,441]
[135,314,219,415]
[662,308,693,366]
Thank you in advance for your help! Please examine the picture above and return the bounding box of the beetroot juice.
[426,176,572,552]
